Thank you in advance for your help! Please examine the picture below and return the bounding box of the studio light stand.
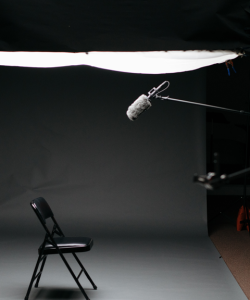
[145,81,250,230]
[160,90,250,230]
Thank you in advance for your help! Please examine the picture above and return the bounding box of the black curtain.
[0,0,249,52]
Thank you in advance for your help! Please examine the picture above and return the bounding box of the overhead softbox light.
[0,50,239,73]
[0,0,249,72]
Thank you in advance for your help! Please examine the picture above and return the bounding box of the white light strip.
[0,50,238,73]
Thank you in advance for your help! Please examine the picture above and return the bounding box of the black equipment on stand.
[147,81,250,230]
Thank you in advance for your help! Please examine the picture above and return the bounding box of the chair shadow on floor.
[33,287,94,299]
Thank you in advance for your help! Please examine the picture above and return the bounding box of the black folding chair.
[24,197,97,300]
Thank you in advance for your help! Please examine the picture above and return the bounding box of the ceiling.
[0,0,249,52]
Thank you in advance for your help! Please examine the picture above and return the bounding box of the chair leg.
[58,251,90,300]
[35,256,47,288]
[72,253,97,290]
[24,254,43,300]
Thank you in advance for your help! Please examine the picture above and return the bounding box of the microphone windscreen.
[126,95,152,121]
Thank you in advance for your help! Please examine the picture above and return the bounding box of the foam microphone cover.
[126,95,152,121]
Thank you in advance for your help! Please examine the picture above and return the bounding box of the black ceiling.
[0,0,250,52]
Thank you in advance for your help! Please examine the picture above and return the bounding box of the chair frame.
[24,198,97,300]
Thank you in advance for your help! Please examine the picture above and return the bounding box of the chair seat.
[39,237,93,255]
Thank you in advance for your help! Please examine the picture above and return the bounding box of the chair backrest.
[31,197,54,224]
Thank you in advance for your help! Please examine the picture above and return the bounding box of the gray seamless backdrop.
[0,65,206,238]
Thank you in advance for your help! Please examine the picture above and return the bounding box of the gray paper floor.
[0,236,246,300]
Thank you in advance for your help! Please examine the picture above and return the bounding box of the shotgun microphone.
[126,81,169,121]
[126,94,151,121]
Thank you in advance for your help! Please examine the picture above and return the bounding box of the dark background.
[0,0,249,242]
[0,0,249,51]
[206,56,250,176]
[0,65,206,239]
[0,54,250,241]
[206,56,250,223]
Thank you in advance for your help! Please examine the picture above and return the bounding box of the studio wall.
[0,65,206,238]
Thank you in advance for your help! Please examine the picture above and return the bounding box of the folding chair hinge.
[38,255,47,264]
[45,237,56,247]
[77,269,83,280]
[34,271,42,281]
[52,224,64,236]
